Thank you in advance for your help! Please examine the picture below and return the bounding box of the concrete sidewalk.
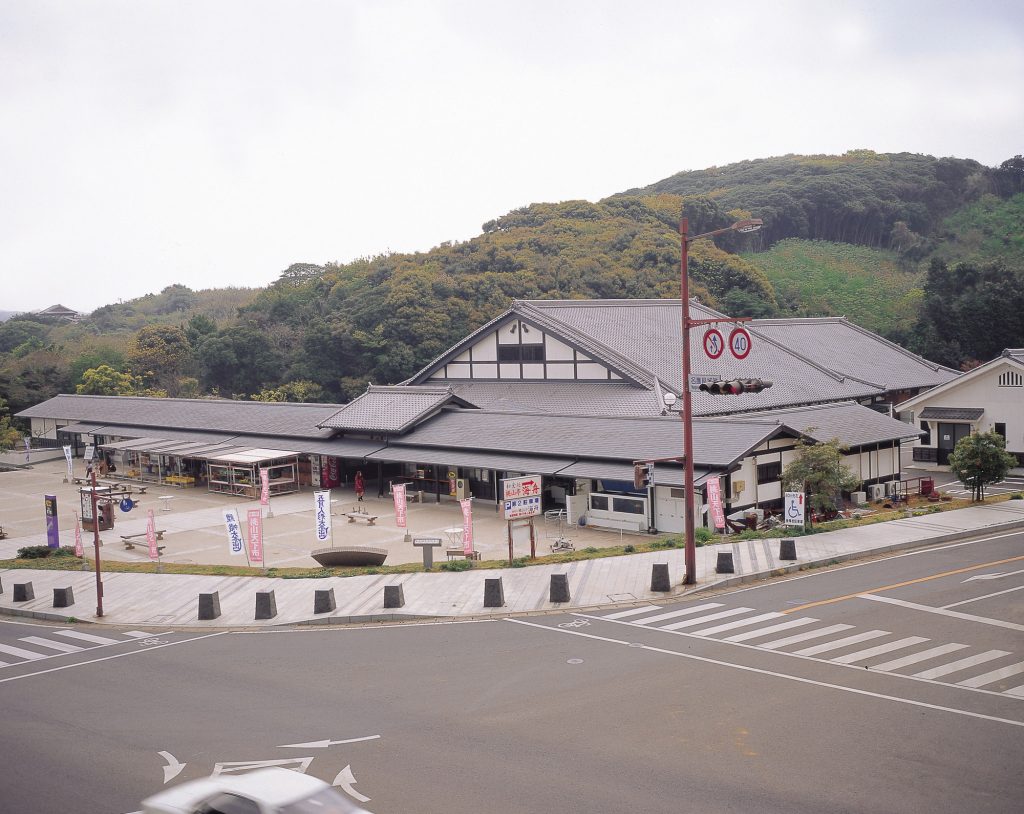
[3,500,1023,628]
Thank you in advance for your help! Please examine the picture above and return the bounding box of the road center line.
[857,594,1024,631]
[0,631,229,684]
[505,618,1024,729]
[781,554,1024,614]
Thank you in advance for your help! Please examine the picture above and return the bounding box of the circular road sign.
[728,326,752,360]
[702,328,725,360]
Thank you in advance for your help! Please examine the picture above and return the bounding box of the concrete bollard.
[383,584,405,609]
[780,538,798,561]
[13,582,35,602]
[255,590,277,620]
[52,586,75,608]
[198,591,221,620]
[550,573,571,603]
[650,563,671,592]
[716,551,735,574]
[483,577,505,608]
[314,588,336,614]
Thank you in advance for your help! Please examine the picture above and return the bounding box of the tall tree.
[948,431,1016,501]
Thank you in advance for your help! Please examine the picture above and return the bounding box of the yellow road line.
[781,555,1024,614]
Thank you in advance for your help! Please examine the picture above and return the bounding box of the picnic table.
[344,512,378,526]
[120,530,166,552]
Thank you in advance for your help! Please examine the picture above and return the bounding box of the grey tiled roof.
[919,407,985,421]
[725,401,922,448]
[17,395,340,439]
[445,381,662,417]
[748,318,959,390]
[317,385,476,433]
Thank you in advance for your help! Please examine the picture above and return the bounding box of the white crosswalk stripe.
[0,642,49,661]
[51,630,120,645]
[19,636,84,653]
[0,630,170,669]
[593,604,1021,694]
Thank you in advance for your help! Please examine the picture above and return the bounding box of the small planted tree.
[948,430,1016,501]
[782,437,862,519]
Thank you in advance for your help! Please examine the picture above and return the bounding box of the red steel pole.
[90,467,104,617]
[680,217,697,585]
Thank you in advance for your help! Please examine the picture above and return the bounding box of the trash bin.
[920,478,934,495]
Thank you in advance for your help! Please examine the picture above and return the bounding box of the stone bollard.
[651,563,671,592]
[716,551,735,574]
[314,588,336,614]
[483,577,505,608]
[255,590,277,620]
[550,573,571,603]
[383,584,405,609]
[13,582,35,602]
[198,591,221,620]
[779,538,798,561]
[52,586,75,608]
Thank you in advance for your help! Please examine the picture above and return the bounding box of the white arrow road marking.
[213,758,314,776]
[962,568,1024,583]
[278,735,381,749]
[158,751,186,784]
[333,765,371,803]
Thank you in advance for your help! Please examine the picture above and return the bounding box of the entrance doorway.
[937,422,970,465]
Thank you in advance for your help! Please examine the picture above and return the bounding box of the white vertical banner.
[259,468,270,506]
[313,490,332,543]
[460,498,474,554]
[73,516,84,558]
[84,444,95,464]
[706,477,726,530]
[24,436,30,462]
[247,508,264,564]
[784,492,805,527]
[146,509,159,560]
[63,445,74,480]
[223,508,245,555]
[393,483,407,528]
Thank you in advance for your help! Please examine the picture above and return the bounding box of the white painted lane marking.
[860,594,1024,632]
[333,765,371,803]
[279,736,381,749]
[158,751,187,784]
[759,624,854,650]
[957,662,1024,689]
[123,630,172,638]
[691,611,786,636]
[0,631,229,684]
[601,605,663,620]
[872,643,970,673]
[833,636,930,665]
[505,618,1024,729]
[0,642,48,661]
[19,636,84,653]
[1005,684,1024,698]
[962,568,1024,583]
[913,650,1012,679]
[723,617,818,643]
[661,607,753,631]
[52,630,120,645]
[628,603,724,625]
[792,630,889,656]
[943,584,1024,609]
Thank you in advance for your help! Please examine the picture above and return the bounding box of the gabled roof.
[445,381,663,416]
[17,395,340,439]
[899,348,1024,411]
[725,401,922,448]
[317,385,477,434]
[919,407,984,421]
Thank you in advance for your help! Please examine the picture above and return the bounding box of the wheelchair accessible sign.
[784,491,805,527]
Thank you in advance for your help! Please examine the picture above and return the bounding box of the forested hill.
[2,150,1022,420]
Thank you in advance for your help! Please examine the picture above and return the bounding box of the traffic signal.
[699,378,773,395]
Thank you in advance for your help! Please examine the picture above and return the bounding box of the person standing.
[354,470,365,502]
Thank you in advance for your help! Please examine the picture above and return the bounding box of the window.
[497,344,545,362]
[995,422,1007,441]
[920,420,931,445]
[612,496,645,514]
[590,494,609,511]
[757,461,782,484]
[998,371,1023,387]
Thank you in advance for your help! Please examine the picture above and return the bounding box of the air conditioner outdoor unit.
[851,490,867,505]
[868,484,886,501]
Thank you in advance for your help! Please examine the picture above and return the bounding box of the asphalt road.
[0,531,1021,814]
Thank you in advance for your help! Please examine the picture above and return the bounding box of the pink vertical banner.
[146,509,159,560]
[460,498,473,554]
[707,477,726,530]
[247,508,264,564]
[74,516,84,558]
[260,468,270,506]
[393,483,407,528]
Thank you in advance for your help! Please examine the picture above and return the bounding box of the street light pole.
[679,216,762,585]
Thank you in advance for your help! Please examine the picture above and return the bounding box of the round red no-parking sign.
[728,326,752,360]
[703,328,725,359]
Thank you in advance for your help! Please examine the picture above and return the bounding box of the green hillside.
[743,239,924,336]
[930,193,1024,271]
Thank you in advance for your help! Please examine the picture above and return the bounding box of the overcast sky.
[3,0,1022,314]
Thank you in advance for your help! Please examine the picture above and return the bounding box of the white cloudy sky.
[2,0,1022,313]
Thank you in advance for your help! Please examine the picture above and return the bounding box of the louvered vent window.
[997,371,1023,387]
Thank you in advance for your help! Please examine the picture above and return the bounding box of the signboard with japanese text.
[784,491,805,527]
[73,516,84,557]
[45,494,60,548]
[247,508,264,564]
[393,483,408,529]
[503,495,541,520]
[146,509,159,560]
[706,477,726,530]
[460,498,474,553]
[63,445,73,480]
[501,475,542,520]
[313,490,332,542]
[223,509,245,556]
[260,468,270,506]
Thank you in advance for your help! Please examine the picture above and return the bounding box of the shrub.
[510,557,530,568]
[1011,493,1023,500]
[623,544,636,553]
[695,528,714,545]
[439,559,473,572]
[17,545,56,559]
[583,547,599,554]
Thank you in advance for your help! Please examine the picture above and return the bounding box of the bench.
[344,512,378,526]
[121,530,166,551]
[446,548,481,561]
